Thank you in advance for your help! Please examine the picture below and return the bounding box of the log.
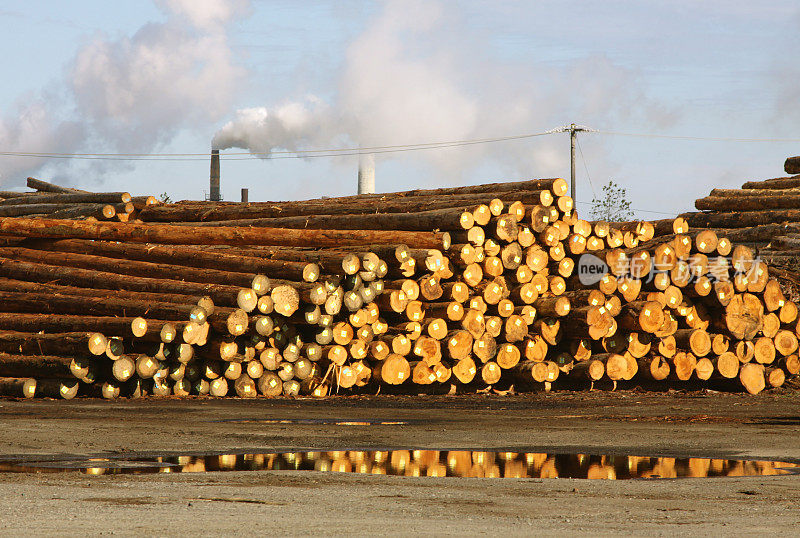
[0,313,160,341]
[570,359,605,381]
[0,376,36,398]
[695,195,800,211]
[0,192,131,206]
[739,362,765,394]
[47,203,125,220]
[28,378,80,399]
[670,352,697,381]
[680,211,800,230]
[673,329,711,357]
[723,293,764,340]
[201,246,368,275]
[0,257,243,307]
[741,174,800,190]
[27,177,89,194]
[0,204,116,218]
[713,352,739,379]
[618,301,664,334]
[0,246,266,290]
[140,189,556,222]
[0,218,445,249]
[638,355,670,381]
[20,239,321,282]
[786,157,800,175]
[0,277,215,312]
[179,206,485,231]
[0,291,231,332]
[0,331,99,358]
[0,353,78,379]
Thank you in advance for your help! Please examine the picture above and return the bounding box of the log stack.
[674,156,800,296]
[0,177,158,222]
[0,174,798,399]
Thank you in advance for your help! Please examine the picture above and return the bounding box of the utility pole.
[568,123,588,205]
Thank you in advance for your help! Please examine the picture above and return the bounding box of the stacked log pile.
[0,175,798,399]
[675,156,800,296]
[0,177,158,221]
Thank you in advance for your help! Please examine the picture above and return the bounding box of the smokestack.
[210,149,221,201]
[358,153,375,194]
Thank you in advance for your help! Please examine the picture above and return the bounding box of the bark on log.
[0,257,243,306]
[680,211,800,230]
[0,192,131,206]
[741,175,800,190]
[140,179,569,221]
[0,246,262,289]
[0,290,230,331]
[0,376,36,397]
[0,204,116,218]
[0,353,78,379]
[0,331,99,358]
[177,206,482,231]
[0,217,444,249]
[46,203,130,220]
[140,189,556,222]
[27,177,89,194]
[696,195,800,211]
[19,239,319,283]
[0,277,213,309]
[0,313,163,340]
[786,156,800,175]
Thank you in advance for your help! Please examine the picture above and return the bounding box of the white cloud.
[213,0,669,182]
[155,0,250,29]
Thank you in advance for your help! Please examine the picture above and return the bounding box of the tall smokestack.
[358,153,375,194]
[210,149,221,201]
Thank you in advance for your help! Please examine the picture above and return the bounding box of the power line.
[1,126,799,161]
[594,130,800,142]
[575,200,677,217]
[0,127,566,161]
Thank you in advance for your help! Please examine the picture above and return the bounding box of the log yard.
[2,1,800,535]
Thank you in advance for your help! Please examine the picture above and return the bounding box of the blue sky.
[1,0,799,218]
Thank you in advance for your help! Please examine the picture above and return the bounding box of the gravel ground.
[1,389,799,536]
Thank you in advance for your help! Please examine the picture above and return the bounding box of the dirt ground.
[1,388,800,536]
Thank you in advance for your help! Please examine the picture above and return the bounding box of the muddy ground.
[1,388,800,536]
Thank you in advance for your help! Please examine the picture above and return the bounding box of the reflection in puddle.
[2,451,799,479]
[212,419,411,426]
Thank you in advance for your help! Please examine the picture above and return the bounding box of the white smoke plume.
[212,0,669,182]
[0,0,248,187]
[212,97,342,153]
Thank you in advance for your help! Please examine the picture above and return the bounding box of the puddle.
[2,450,799,479]
[211,419,414,426]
